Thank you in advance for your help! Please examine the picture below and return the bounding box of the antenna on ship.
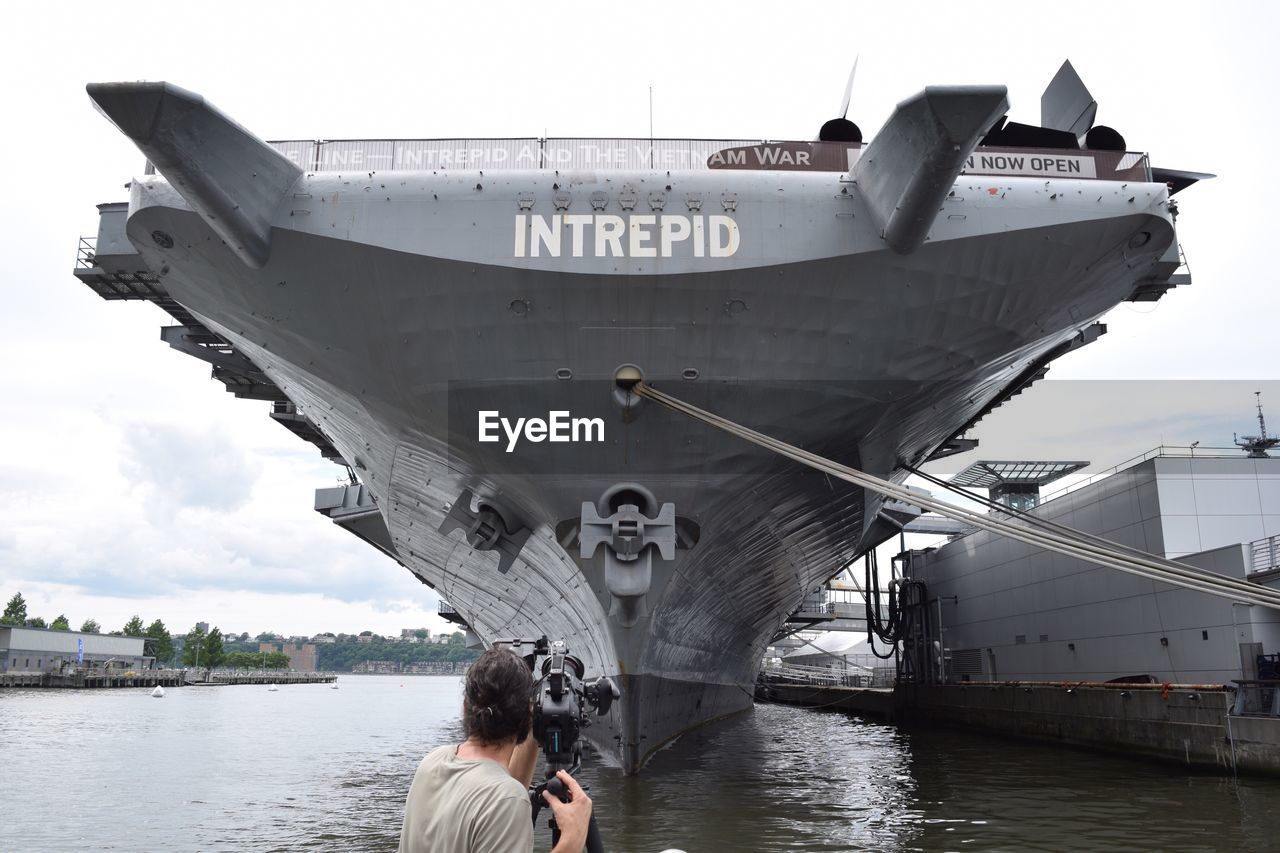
[1234,391,1280,458]
[649,84,655,169]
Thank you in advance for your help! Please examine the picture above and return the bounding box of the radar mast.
[1234,391,1279,458]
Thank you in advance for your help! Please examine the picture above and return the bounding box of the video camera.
[503,636,617,853]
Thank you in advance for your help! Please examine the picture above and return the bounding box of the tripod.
[527,748,604,853]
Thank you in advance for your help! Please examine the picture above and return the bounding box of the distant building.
[403,661,469,675]
[284,643,317,671]
[255,641,318,670]
[310,634,336,644]
[195,622,209,634]
[1,626,149,673]
[356,634,374,644]
[353,660,400,673]
[401,628,431,641]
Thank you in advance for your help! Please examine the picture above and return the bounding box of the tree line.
[3,591,108,634]
[316,635,477,672]
[1,592,274,669]
[4,591,178,664]
[3,590,478,672]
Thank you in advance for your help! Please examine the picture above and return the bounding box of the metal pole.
[936,596,945,683]
[648,85,654,169]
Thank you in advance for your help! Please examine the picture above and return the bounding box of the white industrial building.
[908,452,1280,685]
[0,626,149,673]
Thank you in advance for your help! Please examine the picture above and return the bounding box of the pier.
[899,681,1280,777]
[191,670,337,685]
[756,670,1280,776]
[757,682,896,720]
[755,663,896,720]
[0,669,336,689]
[1,669,185,689]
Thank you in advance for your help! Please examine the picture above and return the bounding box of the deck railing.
[1250,534,1280,576]
[76,236,96,269]
[1039,445,1245,504]
[136,137,1150,179]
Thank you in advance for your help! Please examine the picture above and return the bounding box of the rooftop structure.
[950,460,1089,511]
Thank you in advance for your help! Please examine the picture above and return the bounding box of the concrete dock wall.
[759,682,897,720]
[899,683,1280,776]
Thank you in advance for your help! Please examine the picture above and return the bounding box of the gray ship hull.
[110,174,1175,770]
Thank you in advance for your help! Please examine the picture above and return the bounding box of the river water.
[2,675,1277,852]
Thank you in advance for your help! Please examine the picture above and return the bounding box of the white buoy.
[268,685,279,692]
[151,685,165,698]
[330,684,339,689]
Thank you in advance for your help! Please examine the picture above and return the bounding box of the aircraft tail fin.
[1041,60,1097,137]
[87,82,301,268]
[853,85,1008,255]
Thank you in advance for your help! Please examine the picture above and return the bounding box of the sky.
[0,0,1276,638]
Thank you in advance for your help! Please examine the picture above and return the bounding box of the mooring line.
[632,380,1280,610]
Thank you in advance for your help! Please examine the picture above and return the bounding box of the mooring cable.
[631,380,1280,610]
[901,461,1248,595]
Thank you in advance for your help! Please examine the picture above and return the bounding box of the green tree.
[448,644,480,662]
[414,629,429,639]
[145,619,175,666]
[256,632,279,642]
[26,616,47,629]
[224,651,256,669]
[50,614,70,631]
[448,631,464,646]
[122,615,145,637]
[181,624,207,667]
[315,636,479,672]
[1,592,27,626]
[80,618,101,634]
[202,627,225,669]
[222,649,289,669]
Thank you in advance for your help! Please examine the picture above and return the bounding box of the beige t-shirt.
[399,744,534,853]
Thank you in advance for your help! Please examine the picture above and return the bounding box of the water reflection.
[2,678,1278,852]
[576,704,920,852]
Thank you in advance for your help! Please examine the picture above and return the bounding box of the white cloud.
[10,580,451,639]
[120,421,261,513]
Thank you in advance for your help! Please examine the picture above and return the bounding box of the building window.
[25,659,30,668]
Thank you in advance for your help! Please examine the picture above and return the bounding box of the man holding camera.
[398,647,594,853]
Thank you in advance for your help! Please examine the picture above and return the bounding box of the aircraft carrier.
[73,63,1200,772]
